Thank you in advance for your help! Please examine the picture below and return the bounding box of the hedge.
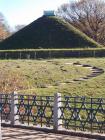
[0,49,105,59]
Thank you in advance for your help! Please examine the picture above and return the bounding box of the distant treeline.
[0,49,105,59]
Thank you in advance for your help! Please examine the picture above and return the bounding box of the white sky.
[0,0,72,28]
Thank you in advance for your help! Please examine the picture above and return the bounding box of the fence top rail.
[0,93,105,100]
[60,100,105,104]
[17,99,54,102]
[16,94,54,98]
[63,95,105,100]
[0,94,11,96]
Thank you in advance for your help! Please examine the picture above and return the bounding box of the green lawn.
[0,58,105,98]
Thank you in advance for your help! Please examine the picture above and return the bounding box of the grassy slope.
[0,58,105,98]
[0,59,91,94]
[0,16,102,50]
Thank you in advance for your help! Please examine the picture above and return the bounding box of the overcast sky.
[0,0,73,28]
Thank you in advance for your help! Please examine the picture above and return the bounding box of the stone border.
[72,62,104,82]
[53,62,104,86]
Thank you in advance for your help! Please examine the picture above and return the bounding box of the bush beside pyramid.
[0,16,102,50]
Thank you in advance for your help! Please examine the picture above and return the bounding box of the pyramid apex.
[43,10,55,16]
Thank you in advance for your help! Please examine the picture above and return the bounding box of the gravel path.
[2,127,96,140]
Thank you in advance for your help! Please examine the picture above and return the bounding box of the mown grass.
[0,58,105,98]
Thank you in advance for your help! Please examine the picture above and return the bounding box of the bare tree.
[57,0,105,45]
[0,12,11,41]
[15,24,26,32]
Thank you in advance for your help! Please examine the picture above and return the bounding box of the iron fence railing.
[16,94,54,127]
[0,94,11,123]
[0,92,105,133]
[60,96,105,133]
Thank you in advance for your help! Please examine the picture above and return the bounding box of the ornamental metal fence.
[60,96,105,133]
[0,94,11,123]
[16,94,54,127]
[0,92,105,133]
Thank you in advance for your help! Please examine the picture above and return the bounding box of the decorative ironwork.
[60,96,105,133]
[0,93,105,133]
[16,95,54,127]
[0,94,11,122]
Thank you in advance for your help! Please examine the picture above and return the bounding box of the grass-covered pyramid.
[0,16,102,49]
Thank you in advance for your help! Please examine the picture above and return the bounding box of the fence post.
[0,94,2,139]
[0,94,2,111]
[0,115,1,140]
[10,91,18,125]
[53,93,62,131]
[0,95,2,123]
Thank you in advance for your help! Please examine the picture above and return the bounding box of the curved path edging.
[72,62,104,82]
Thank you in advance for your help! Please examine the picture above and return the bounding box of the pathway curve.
[72,62,104,82]
[47,62,104,87]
